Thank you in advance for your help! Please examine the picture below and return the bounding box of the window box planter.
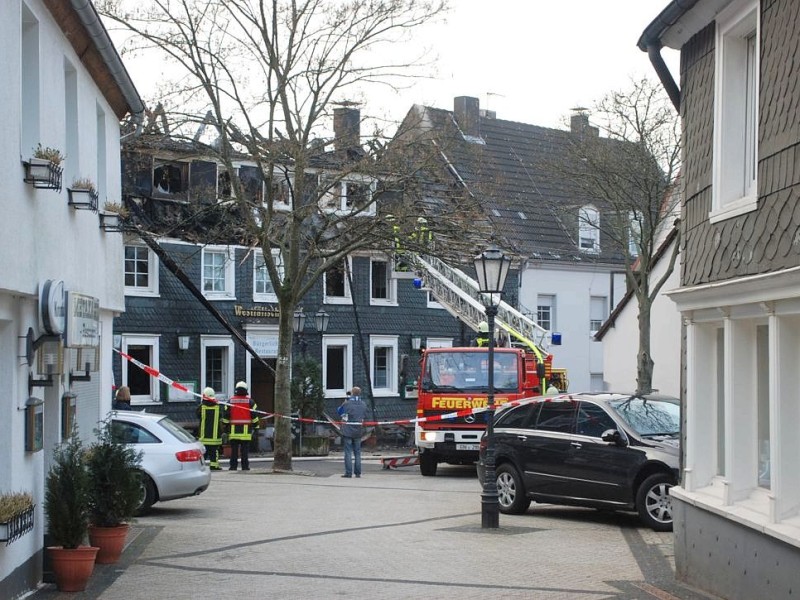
[24,157,63,191]
[68,187,99,212]
[0,504,35,546]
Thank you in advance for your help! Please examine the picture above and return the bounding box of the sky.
[116,0,679,135]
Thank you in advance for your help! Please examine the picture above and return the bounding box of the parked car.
[477,393,680,531]
[111,411,211,514]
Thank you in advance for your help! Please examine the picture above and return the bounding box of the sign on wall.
[249,334,279,358]
[65,292,100,348]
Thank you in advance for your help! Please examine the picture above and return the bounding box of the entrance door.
[250,358,276,415]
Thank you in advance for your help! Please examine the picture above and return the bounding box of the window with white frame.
[324,257,352,304]
[21,6,40,156]
[202,246,235,299]
[266,167,293,211]
[319,175,376,215]
[121,335,160,404]
[124,245,159,296]
[579,205,600,253]
[589,296,607,335]
[370,257,397,305]
[370,336,398,396]
[537,295,555,331]
[323,335,353,397]
[254,248,284,302]
[628,211,642,257]
[201,337,235,399]
[427,291,444,309]
[711,0,759,222]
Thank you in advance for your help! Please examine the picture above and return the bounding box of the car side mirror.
[601,429,627,446]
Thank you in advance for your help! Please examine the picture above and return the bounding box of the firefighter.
[475,321,490,347]
[197,387,223,470]
[224,381,259,471]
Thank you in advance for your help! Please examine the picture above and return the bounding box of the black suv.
[477,393,680,531]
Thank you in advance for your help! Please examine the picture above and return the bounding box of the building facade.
[0,1,142,596]
[641,1,800,597]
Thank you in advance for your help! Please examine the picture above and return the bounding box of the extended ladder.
[410,254,551,359]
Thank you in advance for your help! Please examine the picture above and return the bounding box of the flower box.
[68,187,99,212]
[24,158,63,191]
[0,504,35,546]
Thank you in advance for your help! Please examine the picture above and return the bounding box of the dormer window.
[579,205,600,254]
[320,175,376,215]
[153,161,187,197]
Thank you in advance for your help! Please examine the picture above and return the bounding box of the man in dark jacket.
[337,386,367,478]
[223,381,259,471]
[197,387,223,470]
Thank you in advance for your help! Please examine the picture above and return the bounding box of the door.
[520,400,577,498]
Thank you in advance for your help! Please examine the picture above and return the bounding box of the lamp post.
[294,309,330,356]
[473,245,511,529]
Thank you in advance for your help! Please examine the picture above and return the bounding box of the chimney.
[333,106,361,152]
[454,96,480,138]
[570,108,598,137]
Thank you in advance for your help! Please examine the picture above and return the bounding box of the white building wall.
[601,242,682,397]
[518,263,626,392]
[0,0,127,591]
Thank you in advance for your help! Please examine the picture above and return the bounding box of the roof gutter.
[637,0,701,113]
[69,0,146,140]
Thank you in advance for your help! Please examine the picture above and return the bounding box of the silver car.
[111,410,211,514]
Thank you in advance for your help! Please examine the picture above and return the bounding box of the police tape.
[114,348,573,427]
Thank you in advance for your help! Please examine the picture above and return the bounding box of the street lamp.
[314,309,330,334]
[473,244,511,529]
[293,310,308,354]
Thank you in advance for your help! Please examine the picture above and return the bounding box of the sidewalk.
[32,454,716,600]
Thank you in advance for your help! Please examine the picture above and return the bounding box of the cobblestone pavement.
[32,453,719,600]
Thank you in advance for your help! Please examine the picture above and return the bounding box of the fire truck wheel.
[496,463,531,514]
[419,452,438,476]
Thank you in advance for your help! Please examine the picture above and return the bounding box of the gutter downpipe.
[69,0,146,140]
[647,43,681,113]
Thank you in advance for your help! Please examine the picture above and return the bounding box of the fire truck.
[409,254,567,476]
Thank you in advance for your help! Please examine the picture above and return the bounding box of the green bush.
[44,434,90,549]
[291,356,325,432]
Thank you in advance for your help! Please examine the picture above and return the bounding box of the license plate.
[456,443,479,451]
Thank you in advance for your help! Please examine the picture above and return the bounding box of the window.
[371,336,398,396]
[370,257,397,305]
[21,6,39,156]
[535,402,576,433]
[427,292,444,310]
[124,245,159,296]
[253,249,284,302]
[576,402,617,437]
[153,160,188,197]
[537,295,555,331]
[121,335,160,403]
[319,175,376,215]
[112,421,160,445]
[323,335,353,397]
[629,211,642,257]
[590,296,607,334]
[64,61,78,187]
[202,246,235,299]
[756,324,770,489]
[579,205,600,253]
[711,0,759,222]
[324,257,352,304]
[201,337,234,399]
[218,167,235,199]
[266,167,293,210]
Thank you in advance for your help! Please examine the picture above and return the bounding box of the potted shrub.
[0,491,34,545]
[99,201,128,232]
[44,433,98,592]
[290,356,329,456]
[86,419,142,564]
[68,177,99,211]
[24,144,64,190]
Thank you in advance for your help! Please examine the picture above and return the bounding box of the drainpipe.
[646,43,681,112]
[69,0,146,140]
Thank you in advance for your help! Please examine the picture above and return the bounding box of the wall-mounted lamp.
[178,335,190,351]
[314,309,330,333]
[25,396,44,453]
[411,336,422,351]
[113,334,122,350]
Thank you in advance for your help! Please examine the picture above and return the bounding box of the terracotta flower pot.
[48,546,99,592]
[88,524,130,564]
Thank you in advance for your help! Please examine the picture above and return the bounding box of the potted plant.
[24,144,64,190]
[0,491,34,545]
[290,356,329,456]
[44,433,98,592]
[99,201,128,232]
[68,177,99,211]
[85,419,142,564]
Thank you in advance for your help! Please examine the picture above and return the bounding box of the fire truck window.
[535,402,576,434]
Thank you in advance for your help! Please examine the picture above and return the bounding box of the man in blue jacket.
[337,386,367,478]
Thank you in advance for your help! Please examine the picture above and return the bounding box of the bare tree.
[98,0,471,471]
[563,78,681,395]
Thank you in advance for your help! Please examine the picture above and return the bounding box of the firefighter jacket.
[197,400,222,446]
[224,394,259,441]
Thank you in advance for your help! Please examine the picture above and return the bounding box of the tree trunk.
[636,300,654,395]
[272,304,296,471]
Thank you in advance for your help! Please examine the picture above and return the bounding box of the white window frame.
[124,244,159,297]
[710,0,759,223]
[265,165,293,212]
[200,336,235,399]
[253,248,283,303]
[202,246,236,300]
[628,211,642,258]
[589,296,607,336]
[369,255,397,306]
[427,291,445,309]
[579,205,600,254]
[322,335,353,398]
[319,174,376,216]
[121,334,160,404]
[425,337,453,349]
[323,256,353,305]
[370,335,398,397]
[537,294,555,332]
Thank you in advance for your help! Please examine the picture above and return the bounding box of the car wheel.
[135,474,157,516]
[419,452,437,476]
[495,464,531,514]
[636,473,674,531]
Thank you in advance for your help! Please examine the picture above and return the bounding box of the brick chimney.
[454,96,480,138]
[570,109,598,137]
[333,106,361,152]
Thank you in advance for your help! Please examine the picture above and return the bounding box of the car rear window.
[495,402,538,428]
[535,401,576,433]
[158,417,198,443]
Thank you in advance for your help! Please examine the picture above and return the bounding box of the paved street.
[34,452,718,600]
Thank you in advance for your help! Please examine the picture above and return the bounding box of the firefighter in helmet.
[197,387,223,470]
[223,381,259,471]
[476,321,490,347]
